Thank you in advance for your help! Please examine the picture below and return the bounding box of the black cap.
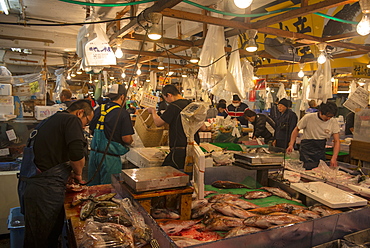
[278,98,291,108]
[232,95,241,101]
[105,84,126,98]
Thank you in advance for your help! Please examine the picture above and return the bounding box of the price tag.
[0,148,10,156]
[6,129,17,141]
[140,93,159,108]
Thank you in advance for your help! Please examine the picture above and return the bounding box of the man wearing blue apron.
[287,102,340,169]
[88,84,134,185]
[18,100,94,248]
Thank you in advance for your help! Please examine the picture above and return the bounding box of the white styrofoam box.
[291,182,367,208]
[0,96,14,106]
[192,144,206,200]
[0,106,14,115]
[34,106,59,120]
[205,157,213,168]
[0,84,12,96]
[126,147,168,168]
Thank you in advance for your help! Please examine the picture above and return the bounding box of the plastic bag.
[181,102,207,142]
[212,151,235,166]
[227,36,244,98]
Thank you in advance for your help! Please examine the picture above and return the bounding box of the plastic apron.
[88,104,129,185]
[299,139,326,170]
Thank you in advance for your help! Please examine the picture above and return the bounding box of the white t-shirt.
[298,113,340,140]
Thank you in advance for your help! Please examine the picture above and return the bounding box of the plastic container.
[7,207,25,248]
[353,109,370,143]
[126,147,168,168]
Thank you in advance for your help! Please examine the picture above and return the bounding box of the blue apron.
[88,104,129,185]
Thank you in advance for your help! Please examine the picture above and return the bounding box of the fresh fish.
[224,199,259,210]
[71,193,95,207]
[205,215,244,231]
[225,226,263,238]
[310,205,342,217]
[243,214,307,229]
[93,207,132,226]
[171,236,207,248]
[212,202,257,219]
[291,209,321,219]
[95,201,119,208]
[260,187,293,200]
[208,193,242,203]
[204,191,218,197]
[192,199,208,209]
[178,223,222,241]
[157,219,199,234]
[244,191,272,199]
[152,209,180,219]
[133,225,153,246]
[80,200,96,220]
[192,203,213,219]
[212,180,250,189]
[202,210,224,226]
[94,192,117,202]
[249,203,306,215]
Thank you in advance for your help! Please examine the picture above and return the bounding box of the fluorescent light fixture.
[0,0,9,15]
[337,90,350,93]
[110,76,114,79]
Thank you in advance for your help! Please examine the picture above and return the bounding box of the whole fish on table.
[171,236,207,248]
[249,203,306,215]
[177,223,222,241]
[244,191,272,200]
[291,209,321,219]
[243,214,307,229]
[192,203,213,219]
[224,198,259,210]
[157,219,200,235]
[212,202,258,219]
[80,200,96,220]
[225,226,263,238]
[260,187,294,200]
[192,199,208,209]
[310,205,342,217]
[212,180,250,189]
[208,193,242,203]
[205,215,245,231]
[152,209,180,219]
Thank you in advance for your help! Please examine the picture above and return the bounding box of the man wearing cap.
[227,94,249,126]
[88,84,134,185]
[273,98,298,149]
[287,102,340,169]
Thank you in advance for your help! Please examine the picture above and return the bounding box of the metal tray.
[121,166,189,192]
[234,153,284,165]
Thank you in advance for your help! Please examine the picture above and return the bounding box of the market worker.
[21,100,93,248]
[227,94,249,119]
[88,84,134,185]
[216,102,228,118]
[345,111,355,135]
[306,99,318,114]
[287,102,340,169]
[59,88,74,107]
[243,109,275,144]
[147,84,205,170]
[273,98,298,149]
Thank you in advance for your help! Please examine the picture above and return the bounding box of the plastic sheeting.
[300,76,310,111]
[276,83,288,100]
[53,69,69,102]
[183,77,197,99]
[308,60,332,103]
[241,59,255,93]
[227,36,244,98]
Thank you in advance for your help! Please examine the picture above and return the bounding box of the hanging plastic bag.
[228,36,245,98]
[276,82,288,100]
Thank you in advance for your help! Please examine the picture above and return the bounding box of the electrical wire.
[58,0,156,7]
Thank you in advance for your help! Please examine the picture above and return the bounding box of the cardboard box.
[34,106,59,120]
[0,96,14,106]
[0,106,14,115]
[0,84,12,96]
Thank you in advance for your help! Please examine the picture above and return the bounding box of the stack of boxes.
[0,83,14,118]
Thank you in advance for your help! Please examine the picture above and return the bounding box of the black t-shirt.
[160,99,200,147]
[90,102,134,146]
[34,111,86,171]
[345,112,355,135]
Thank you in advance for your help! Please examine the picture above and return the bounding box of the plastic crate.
[7,207,24,248]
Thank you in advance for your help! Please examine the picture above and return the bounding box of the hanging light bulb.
[298,63,304,78]
[66,73,71,80]
[148,13,162,40]
[316,42,327,64]
[189,47,199,63]
[76,69,82,75]
[157,57,165,70]
[181,68,188,78]
[121,69,126,78]
[71,71,76,77]
[331,77,335,82]
[115,38,124,58]
[136,63,142,75]
[234,0,253,9]
[246,39,258,52]
[110,76,115,80]
[357,0,370,36]
[367,62,370,68]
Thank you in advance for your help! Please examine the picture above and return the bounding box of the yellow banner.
[352,63,370,78]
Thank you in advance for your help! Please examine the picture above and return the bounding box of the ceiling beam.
[109,0,183,41]
[252,0,359,29]
[0,35,54,44]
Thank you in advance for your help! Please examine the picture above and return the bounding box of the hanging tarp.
[308,60,332,103]
[300,76,310,111]
[227,36,244,98]
[276,82,288,100]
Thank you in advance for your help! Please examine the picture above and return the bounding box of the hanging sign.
[343,87,369,112]
[352,63,370,78]
[85,38,116,66]
[140,93,159,108]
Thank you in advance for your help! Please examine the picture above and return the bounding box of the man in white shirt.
[287,102,340,169]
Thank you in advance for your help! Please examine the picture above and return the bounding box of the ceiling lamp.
[0,0,9,15]
[76,69,82,75]
[357,0,370,36]
[181,69,188,78]
[66,73,71,80]
[298,64,304,78]
[367,62,370,68]
[148,13,162,40]
[136,63,142,75]
[71,71,76,77]
[317,42,327,64]
[189,47,199,63]
[157,57,165,70]
[121,68,126,78]
[245,29,258,53]
[234,0,253,9]
[115,39,124,58]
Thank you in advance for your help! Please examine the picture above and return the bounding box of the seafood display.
[244,190,272,199]
[211,180,251,189]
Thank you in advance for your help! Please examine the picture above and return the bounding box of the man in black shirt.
[243,109,275,144]
[148,84,204,170]
[22,100,93,248]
